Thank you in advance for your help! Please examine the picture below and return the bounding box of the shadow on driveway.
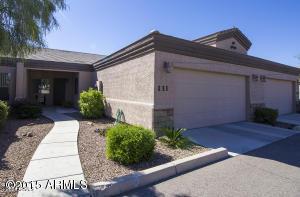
[245,133,300,167]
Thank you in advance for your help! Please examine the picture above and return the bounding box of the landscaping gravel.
[0,116,53,197]
[68,113,208,184]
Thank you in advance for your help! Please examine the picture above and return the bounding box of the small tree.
[79,88,104,119]
[0,0,67,57]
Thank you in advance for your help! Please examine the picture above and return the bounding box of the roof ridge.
[193,27,252,50]
[94,32,299,75]
[41,48,105,57]
[194,27,238,41]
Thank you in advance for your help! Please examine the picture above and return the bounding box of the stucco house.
[0,28,299,131]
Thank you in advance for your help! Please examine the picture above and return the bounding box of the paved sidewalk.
[18,108,88,197]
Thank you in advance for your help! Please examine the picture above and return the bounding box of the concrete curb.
[90,147,228,197]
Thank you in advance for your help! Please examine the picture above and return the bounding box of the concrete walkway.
[183,121,296,156]
[18,108,89,197]
[278,113,300,127]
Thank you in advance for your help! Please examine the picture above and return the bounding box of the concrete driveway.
[183,121,296,155]
[123,134,300,197]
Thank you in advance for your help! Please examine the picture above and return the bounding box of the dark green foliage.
[106,124,155,165]
[79,88,104,119]
[159,128,191,149]
[254,107,278,126]
[16,104,42,119]
[0,100,9,127]
[0,0,67,57]
[12,100,42,119]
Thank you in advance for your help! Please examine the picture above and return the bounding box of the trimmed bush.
[0,100,9,127]
[106,124,155,164]
[11,99,42,119]
[15,104,42,119]
[254,107,278,126]
[79,88,104,119]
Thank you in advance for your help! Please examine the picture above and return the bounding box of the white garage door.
[174,69,246,129]
[264,79,293,115]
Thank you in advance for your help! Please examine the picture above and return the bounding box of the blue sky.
[46,0,300,67]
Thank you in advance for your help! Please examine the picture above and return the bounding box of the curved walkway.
[18,108,89,197]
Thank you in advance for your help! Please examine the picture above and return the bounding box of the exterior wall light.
[163,61,173,73]
[96,81,103,92]
[252,74,259,81]
[7,73,11,83]
[260,75,266,82]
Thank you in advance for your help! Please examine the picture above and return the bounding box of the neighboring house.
[1,28,300,131]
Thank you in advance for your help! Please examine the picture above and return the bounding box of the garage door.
[264,79,293,115]
[174,69,246,129]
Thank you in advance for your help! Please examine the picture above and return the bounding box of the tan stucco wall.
[214,37,248,54]
[15,62,28,100]
[76,71,95,106]
[97,50,297,129]
[96,53,155,129]
[78,71,94,93]
[0,66,16,103]
[154,51,298,114]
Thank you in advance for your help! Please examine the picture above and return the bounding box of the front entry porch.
[27,69,79,106]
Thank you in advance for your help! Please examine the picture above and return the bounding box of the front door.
[53,78,66,105]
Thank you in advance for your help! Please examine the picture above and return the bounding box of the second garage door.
[174,69,246,129]
[264,78,293,115]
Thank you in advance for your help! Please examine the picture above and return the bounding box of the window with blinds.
[0,73,9,87]
[0,73,9,100]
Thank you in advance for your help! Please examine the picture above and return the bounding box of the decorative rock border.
[90,147,228,197]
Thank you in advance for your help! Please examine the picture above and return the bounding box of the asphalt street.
[122,133,300,197]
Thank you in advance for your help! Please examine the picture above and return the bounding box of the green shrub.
[10,99,42,119]
[254,107,278,126]
[159,128,190,149]
[106,124,155,164]
[79,88,104,119]
[15,104,42,119]
[0,100,9,127]
[16,104,42,119]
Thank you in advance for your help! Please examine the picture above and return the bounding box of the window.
[39,79,50,94]
[0,73,9,87]
[0,73,10,100]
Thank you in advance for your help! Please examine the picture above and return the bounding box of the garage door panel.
[265,79,292,115]
[174,69,246,129]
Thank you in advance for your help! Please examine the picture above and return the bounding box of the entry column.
[15,62,27,100]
